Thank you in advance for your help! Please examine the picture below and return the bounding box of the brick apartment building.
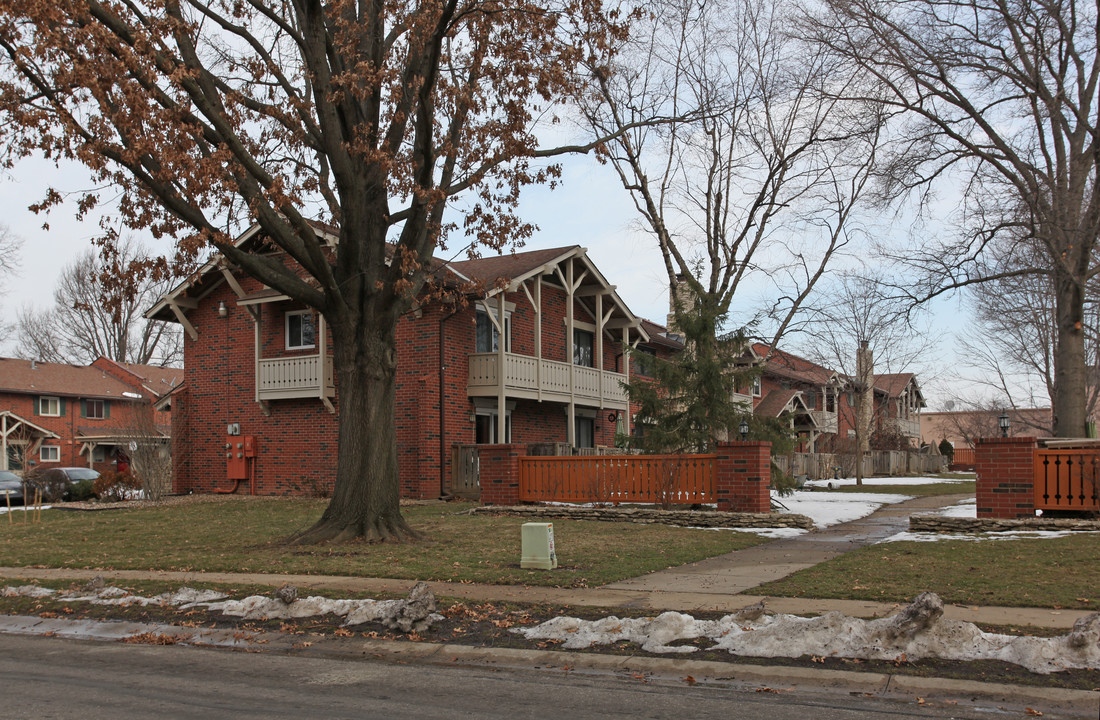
[0,356,179,474]
[148,225,654,498]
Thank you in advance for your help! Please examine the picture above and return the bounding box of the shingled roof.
[0,358,142,400]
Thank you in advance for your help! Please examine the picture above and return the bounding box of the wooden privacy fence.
[1034,448,1100,513]
[519,454,717,505]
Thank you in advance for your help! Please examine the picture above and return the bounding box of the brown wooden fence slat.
[519,454,717,504]
[1034,448,1100,512]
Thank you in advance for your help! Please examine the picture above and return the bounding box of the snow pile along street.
[513,593,1100,675]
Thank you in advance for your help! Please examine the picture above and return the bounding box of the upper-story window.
[37,396,62,417]
[752,376,762,397]
[804,391,817,410]
[475,308,511,353]
[286,310,317,350]
[633,347,657,377]
[82,399,108,419]
[573,329,594,367]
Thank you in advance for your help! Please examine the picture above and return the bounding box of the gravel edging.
[470,504,814,529]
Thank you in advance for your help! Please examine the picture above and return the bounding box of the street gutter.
[0,613,1095,719]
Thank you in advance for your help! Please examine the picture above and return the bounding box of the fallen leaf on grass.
[682,676,696,686]
[1024,709,1043,717]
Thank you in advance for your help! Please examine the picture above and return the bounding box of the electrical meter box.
[520,522,558,570]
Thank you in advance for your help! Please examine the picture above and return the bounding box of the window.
[825,390,836,413]
[40,446,60,463]
[573,329,594,367]
[752,377,761,397]
[474,411,511,443]
[83,399,106,419]
[633,347,657,377]
[285,310,317,350]
[37,396,61,417]
[92,446,109,463]
[804,391,817,410]
[475,309,511,353]
[574,416,595,448]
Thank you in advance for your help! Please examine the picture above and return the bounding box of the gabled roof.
[149,228,649,342]
[874,372,923,402]
[0,358,148,401]
[94,357,182,399]
[755,389,807,418]
[638,319,685,351]
[0,410,58,439]
[753,343,841,387]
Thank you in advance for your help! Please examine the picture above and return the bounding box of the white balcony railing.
[895,417,922,438]
[468,352,628,409]
[810,410,839,433]
[258,355,335,400]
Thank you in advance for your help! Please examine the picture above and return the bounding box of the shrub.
[93,471,143,502]
[68,479,96,502]
[21,469,69,503]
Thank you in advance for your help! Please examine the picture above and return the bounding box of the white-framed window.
[40,445,60,463]
[285,310,317,350]
[475,308,511,353]
[752,377,762,397]
[38,396,61,417]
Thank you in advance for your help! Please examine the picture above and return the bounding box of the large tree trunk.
[1052,268,1089,438]
[290,310,417,544]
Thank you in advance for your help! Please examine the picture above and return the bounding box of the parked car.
[40,467,100,485]
[0,470,24,504]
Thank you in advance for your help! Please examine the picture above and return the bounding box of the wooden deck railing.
[518,454,716,505]
[1034,448,1100,512]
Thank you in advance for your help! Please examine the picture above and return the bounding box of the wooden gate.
[518,454,716,505]
[450,444,480,500]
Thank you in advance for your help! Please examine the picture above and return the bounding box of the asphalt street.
[0,633,1057,720]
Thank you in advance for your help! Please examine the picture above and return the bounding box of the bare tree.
[14,241,182,366]
[580,0,884,361]
[955,240,1100,418]
[115,403,172,502]
[0,0,634,543]
[0,223,21,339]
[804,0,1100,438]
[792,272,933,482]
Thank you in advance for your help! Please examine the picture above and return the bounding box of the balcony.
[258,355,335,401]
[468,352,628,409]
[894,417,921,438]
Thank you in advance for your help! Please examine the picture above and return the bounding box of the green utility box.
[520,522,558,570]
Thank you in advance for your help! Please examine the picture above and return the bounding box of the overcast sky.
[0,148,979,409]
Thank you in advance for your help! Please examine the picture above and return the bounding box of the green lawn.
[755,533,1100,610]
[0,497,763,588]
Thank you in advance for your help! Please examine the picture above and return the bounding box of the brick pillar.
[478,444,524,506]
[715,441,772,513]
[975,436,1037,518]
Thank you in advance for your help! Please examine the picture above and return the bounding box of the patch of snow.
[804,474,973,488]
[728,527,808,539]
[775,490,912,528]
[934,498,977,518]
[0,505,51,515]
[882,530,1100,543]
[513,594,1100,675]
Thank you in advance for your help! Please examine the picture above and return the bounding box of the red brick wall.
[715,441,772,512]
[176,269,634,498]
[976,436,1037,518]
[477,443,524,505]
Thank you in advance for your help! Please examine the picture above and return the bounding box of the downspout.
[439,303,460,498]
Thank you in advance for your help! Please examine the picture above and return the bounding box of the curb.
[1,614,1096,719]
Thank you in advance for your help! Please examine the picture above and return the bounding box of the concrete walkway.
[604,494,971,596]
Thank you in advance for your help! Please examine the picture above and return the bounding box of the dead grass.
[0,496,763,588]
[754,533,1100,610]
